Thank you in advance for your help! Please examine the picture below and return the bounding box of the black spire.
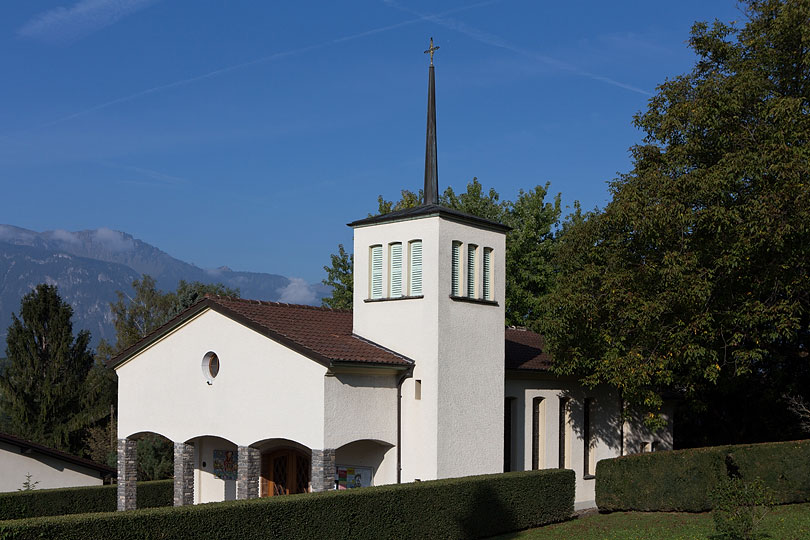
[423,38,439,205]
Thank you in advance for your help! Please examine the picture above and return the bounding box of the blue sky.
[0,0,741,284]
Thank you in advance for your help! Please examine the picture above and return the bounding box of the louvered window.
[451,241,461,296]
[389,243,403,297]
[409,240,422,296]
[483,248,493,301]
[466,244,477,298]
[370,245,383,299]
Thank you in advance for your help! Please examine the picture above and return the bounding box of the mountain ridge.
[0,225,327,348]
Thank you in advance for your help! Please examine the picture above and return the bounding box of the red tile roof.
[109,296,413,369]
[110,296,552,372]
[505,327,553,371]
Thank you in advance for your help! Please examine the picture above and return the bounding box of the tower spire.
[423,38,439,205]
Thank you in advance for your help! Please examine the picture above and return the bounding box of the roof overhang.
[109,298,413,371]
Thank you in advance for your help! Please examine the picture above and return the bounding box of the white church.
[112,42,671,511]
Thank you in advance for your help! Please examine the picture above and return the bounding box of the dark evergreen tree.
[0,284,95,453]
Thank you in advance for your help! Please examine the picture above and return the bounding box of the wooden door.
[260,449,311,496]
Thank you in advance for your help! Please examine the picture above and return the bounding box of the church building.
[112,40,671,511]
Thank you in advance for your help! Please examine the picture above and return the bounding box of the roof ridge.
[205,294,352,313]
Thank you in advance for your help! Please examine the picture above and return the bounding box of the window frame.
[369,244,383,299]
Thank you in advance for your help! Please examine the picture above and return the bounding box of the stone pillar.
[310,449,336,492]
[173,442,194,506]
[117,438,137,511]
[236,446,261,500]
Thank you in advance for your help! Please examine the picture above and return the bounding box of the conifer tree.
[0,284,95,453]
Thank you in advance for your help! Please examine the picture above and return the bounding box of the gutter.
[396,367,414,483]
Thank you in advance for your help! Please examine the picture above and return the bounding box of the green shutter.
[409,241,422,296]
[370,245,383,299]
[467,244,477,298]
[451,241,461,296]
[390,243,403,297]
[483,248,492,300]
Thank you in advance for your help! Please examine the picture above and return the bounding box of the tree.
[321,178,561,327]
[540,0,810,436]
[0,285,96,454]
[321,245,354,310]
[503,185,560,327]
[98,276,240,358]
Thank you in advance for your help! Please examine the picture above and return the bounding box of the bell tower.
[349,39,507,481]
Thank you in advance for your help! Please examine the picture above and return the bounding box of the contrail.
[27,1,500,132]
[383,0,652,96]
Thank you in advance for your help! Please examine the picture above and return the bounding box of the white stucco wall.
[436,219,505,478]
[116,309,327,450]
[0,441,105,492]
[324,372,398,449]
[353,217,440,482]
[505,374,674,509]
[353,215,506,482]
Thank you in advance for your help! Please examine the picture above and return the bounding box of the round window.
[202,352,220,383]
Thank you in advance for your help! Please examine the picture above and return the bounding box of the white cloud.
[19,0,159,43]
[48,229,81,244]
[93,227,134,252]
[277,278,317,305]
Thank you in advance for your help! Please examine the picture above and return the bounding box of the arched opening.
[335,439,395,488]
[126,431,174,482]
[251,438,312,497]
[185,435,238,503]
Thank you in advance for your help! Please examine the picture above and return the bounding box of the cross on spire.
[424,37,439,66]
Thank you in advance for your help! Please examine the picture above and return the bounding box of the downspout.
[396,367,414,483]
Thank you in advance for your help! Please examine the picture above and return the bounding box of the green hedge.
[0,469,573,540]
[596,439,810,512]
[0,480,172,521]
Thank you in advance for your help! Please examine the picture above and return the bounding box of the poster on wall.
[335,465,372,490]
[213,449,238,480]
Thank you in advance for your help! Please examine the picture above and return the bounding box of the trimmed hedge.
[0,480,172,521]
[0,469,574,540]
[596,439,810,512]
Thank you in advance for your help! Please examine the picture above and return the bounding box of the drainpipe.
[396,367,414,483]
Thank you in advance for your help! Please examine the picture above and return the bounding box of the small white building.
[0,431,114,492]
[112,47,671,511]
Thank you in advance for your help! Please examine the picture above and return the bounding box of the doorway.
[260,448,311,496]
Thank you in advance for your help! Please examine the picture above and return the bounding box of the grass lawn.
[493,503,810,540]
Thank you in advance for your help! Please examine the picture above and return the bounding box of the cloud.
[18,0,159,43]
[93,227,135,252]
[277,278,317,305]
[383,0,652,96]
[48,229,81,244]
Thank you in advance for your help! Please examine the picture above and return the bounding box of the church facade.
[112,44,671,511]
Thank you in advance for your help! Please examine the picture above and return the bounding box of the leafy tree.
[504,185,560,327]
[0,285,96,454]
[98,276,240,358]
[540,0,810,433]
[322,178,561,327]
[321,245,354,310]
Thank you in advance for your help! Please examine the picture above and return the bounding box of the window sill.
[449,295,499,306]
[583,474,596,480]
[364,295,424,303]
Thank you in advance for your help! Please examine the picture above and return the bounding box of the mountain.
[0,225,328,348]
